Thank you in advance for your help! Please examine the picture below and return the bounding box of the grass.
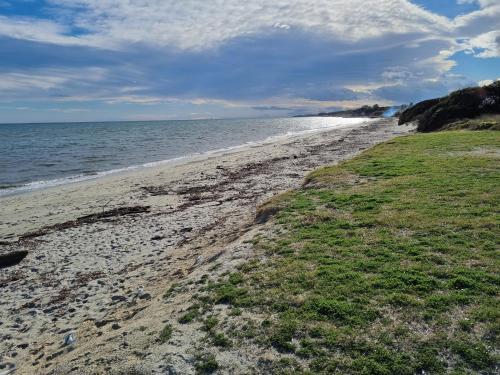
[195,131,499,374]
[194,353,219,374]
[442,115,500,131]
[210,332,232,348]
[178,304,201,324]
[159,324,173,343]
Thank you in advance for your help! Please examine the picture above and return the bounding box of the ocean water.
[0,117,369,196]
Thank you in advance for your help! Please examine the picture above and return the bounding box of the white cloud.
[454,2,500,36]
[0,0,497,114]
[0,15,110,48]
[468,30,500,58]
[0,68,107,96]
[478,78,499,86]
[0,0,447,50]
[47,108,90,113]
[0,15,74,45]
[0,71,73,91]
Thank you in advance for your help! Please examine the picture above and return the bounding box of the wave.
[0,117,372,198]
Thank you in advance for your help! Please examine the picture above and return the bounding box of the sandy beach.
[0,119,414,374]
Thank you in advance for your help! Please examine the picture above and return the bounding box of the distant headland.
[294,104,407,118]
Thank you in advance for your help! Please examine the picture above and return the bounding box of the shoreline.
[0,117,374,199]
[0,119,414,374]
[0,119,382,241]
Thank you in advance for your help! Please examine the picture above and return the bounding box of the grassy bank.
[441,115,500,132]
[183,131,499,374]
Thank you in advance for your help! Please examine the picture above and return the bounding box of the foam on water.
[0,117,372,197]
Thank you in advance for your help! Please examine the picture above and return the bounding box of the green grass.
[210,332,232,348]
[442,115,500,131]
[178,304,201,324]
[194,353,219,374]
[199,131,499,374]
[159,324,173,343]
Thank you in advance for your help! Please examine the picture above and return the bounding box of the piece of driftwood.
[0,250,28,269]
[21,205,151,240]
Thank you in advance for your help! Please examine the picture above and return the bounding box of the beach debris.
[0,363,16,375]
[137,286,145,297]
[151,235,166,241]
[0,250,28,269]
[111,295,127,303]
[206,250,224,264]
[187,255,205,272]
[63,332,76,347]
[95,319,112,328]
[194,255,203,266]
[20,206,151,240]
[134,286,151,300]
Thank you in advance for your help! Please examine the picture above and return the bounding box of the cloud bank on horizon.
[0,0,499,122]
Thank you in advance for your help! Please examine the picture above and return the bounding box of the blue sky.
[0,0,498,123]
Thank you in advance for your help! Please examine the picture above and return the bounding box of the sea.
[0,117,370,197]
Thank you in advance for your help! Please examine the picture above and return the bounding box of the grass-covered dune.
[399,81,500,132]
[189,131,499,374]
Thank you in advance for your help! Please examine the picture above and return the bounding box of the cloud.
[468,30,500,58]
[454,2,500,45]
[252,106,297,111]
[0,0,452,50]
[373,76,473,103]
[0,67,108,99]
[0,0,498,120]
[478,78,500,86]
[0,15,106,48]
[0,30,458,105]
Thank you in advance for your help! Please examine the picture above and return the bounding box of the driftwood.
[142,156,289,197]
[20,205,151,240]
[0,250,28,269]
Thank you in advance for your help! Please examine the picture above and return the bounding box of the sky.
[0,0,498,123]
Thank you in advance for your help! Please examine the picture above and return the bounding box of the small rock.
[151,235,166,241]
[111,323,121,330]
[173,269,184,277]
[134,286,151,300]
[139,292,151,300]
[111,295,127,303]
[95,320,111,328]
[0,362,16,374]
[63,332,76,346]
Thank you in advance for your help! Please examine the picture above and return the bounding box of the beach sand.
[0,119,414,374]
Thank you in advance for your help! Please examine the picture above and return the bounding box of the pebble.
[111,295,127,303]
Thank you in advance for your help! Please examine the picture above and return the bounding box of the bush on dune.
[399,81,500,132]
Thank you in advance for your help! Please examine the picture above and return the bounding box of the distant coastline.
[294,104,406,118]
